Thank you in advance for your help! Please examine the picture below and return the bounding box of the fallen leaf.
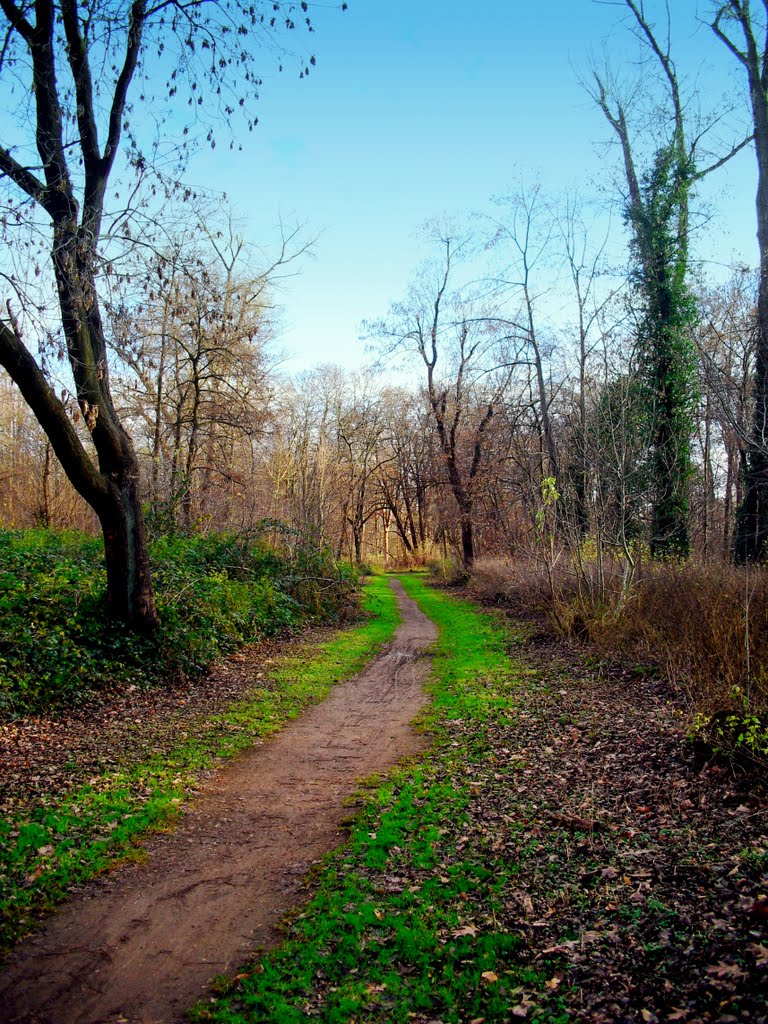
[481,970,499,983]
[452,924,478,938]
[706,961,746,980]
[540,941,578,955]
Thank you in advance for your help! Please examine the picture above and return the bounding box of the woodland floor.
[0,578,766,1024]
[456,611,768,1023]
[0,630,325,822]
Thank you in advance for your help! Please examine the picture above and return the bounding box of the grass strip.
[0,575,400,955]
[189,575,567,1024]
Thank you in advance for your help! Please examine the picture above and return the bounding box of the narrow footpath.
[0,579,437,1024]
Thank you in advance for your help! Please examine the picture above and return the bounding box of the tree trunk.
[460,512,474,570]
[99,474,157,630]
[0,310,159,632]
[649,316,693,560]
[353,522,363,564]
[713,4,768,563]
[734,152,768,561]
[382,511,390,565]
[39,441,52,528]
[724,441,737,560]
[58,231,159,630]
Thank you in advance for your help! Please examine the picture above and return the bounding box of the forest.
[0,2,767,1023]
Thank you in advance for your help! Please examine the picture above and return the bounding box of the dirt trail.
[0,579,437,1024]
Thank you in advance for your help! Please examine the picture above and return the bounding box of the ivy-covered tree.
[593,0,743,558]
[630,143,699,558]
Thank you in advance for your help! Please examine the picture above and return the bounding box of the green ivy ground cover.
[0,529,358,715]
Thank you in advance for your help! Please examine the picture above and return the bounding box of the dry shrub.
[603,560,768,717]
[469,555,768,725]
[425,557,455,581]
[468,556,559,617]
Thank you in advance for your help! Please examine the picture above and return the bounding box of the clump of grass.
[0,576,400,954]
[468,556,555,616]
[607,560,768,760]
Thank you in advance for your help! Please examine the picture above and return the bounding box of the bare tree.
[712,1,768,561]
[108,212,305,533]
[556,193,621,539]
[485,185,561,489]
[268,366,349,553]
[333,376,391,564]
[368,229,512,570]
[695,270,757,557]
[0,1,318,629]
[377,389,435,560]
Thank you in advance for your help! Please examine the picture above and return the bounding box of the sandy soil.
[0,579,437,1024]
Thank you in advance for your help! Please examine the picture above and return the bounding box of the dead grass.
[468,555,768,751]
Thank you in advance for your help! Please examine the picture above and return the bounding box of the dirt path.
[0,579,437,1024]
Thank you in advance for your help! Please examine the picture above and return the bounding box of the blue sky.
[183,1,759,372]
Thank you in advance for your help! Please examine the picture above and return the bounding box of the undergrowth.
[0,575,400,955]
[188,575,567,1024]
[469,555,768,764]
[0,528,358,715]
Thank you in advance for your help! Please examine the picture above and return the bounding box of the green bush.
[0,528,360,716]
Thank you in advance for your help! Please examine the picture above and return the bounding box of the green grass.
[189,575,567,1024]
[0,575,400,955]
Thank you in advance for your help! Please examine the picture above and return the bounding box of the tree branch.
[0,310,108,504]
[625,0,682,134]
[104,0,147,174]
[695,131,755,179]
[0,0,33,43]
[712,4,748,66]
[0,145,48,207]
[60,0,101,171]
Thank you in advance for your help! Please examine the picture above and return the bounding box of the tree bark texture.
[0,0,159,628]
[711,2,768,561]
